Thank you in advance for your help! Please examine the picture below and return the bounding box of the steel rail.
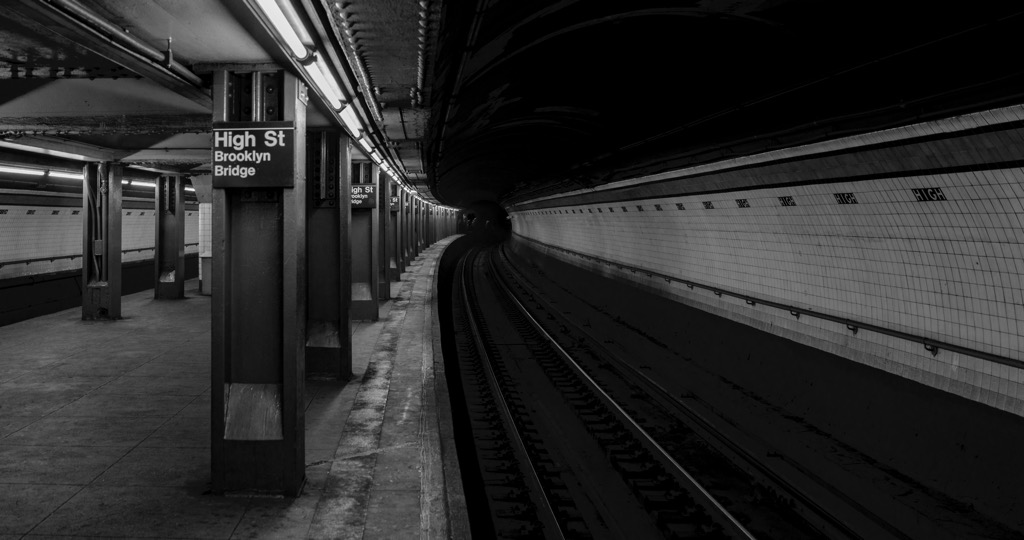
[495,245,914,540]
[485,249,758,540]
[458,250,566,540]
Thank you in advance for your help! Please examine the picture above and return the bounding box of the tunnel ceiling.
[1,1,1023,207]
[424,0,1024,208]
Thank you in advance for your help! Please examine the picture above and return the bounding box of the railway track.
[453,245,876,538]
[490,243,919,539]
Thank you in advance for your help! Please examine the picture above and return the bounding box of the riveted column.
[154,174,186,299]
[425,204,431,246]
[211,69,307,496]
[305,129,352,379]
[350,161,379,320]
[412,198,421,258]
[388,181,402,281]
[429,205,435,244]
[420,200,427,250]
[420,200,427,251]
[376,169,390,301]
[191,175,213,296]
[402,190,412,267]
[81,161,122,320]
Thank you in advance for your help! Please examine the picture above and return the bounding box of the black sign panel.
[212,122,295,188]
[352,184,376,208]
[390,196,400,212]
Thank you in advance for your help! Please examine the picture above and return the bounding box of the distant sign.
[912,187,947,201]
[834,192,858,204]
[352,184,376,208]
[212,122,294,188]
[390,196,399,211]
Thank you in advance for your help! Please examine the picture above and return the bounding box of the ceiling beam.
[0,114,210,136]
[8,0,212,109]
[0,136,131,162]
[121,149,210,163]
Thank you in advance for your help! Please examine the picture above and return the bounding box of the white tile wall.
[0,206,199,279]
[511,159,1024,416]
[198,202,212,282]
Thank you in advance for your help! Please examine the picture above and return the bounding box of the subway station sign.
[352,184,376,208]
[212,121,295,188]
[390,196,400,211]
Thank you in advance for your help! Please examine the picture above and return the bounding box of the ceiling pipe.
[38,0,204,87]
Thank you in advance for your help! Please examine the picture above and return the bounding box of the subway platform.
[0,238,466,539]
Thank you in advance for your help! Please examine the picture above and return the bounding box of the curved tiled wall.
[510,105,1024,416]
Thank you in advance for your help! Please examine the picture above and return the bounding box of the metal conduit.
[42,0,204,87]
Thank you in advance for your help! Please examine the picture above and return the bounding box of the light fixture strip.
[251,0,408,186]
[252,0,308,58]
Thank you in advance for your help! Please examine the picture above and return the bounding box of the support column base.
[82,282,120,320]
[351,300,378,321]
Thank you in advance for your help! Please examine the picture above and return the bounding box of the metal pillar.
[154,174,186,299]
[412,198,421,258]
[350,161,379,320]
[211,70,307,496]
[420,200,426,251]
[305,130,352,379]
[376,170,390,300]
[81,162,122,320]
[191,175,213,296]
[389,181,402,281]
[402,191,412,267]
[428,206,435,245]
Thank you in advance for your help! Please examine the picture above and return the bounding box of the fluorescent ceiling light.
[253,0,308,58]
[122,180,157,188]
[185,186,196,192]
[340,105,362,137]
[356,137,373,154]
[0,165,44,176]
[304,56,345,110]
[48,170,83,180]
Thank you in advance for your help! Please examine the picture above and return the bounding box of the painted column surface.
[350,161,380,321]
[211,70,307,496]
[305,130,352,380]
[81,162,122,320]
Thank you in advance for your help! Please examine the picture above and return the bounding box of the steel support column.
[154,174,186,299]
[402,191,412,266]
[81,161,122,320]
[305,130,352,379]
[412,198,421,258]
[420,200,427,250]
[421,200,427,250]
[211,69,306,496]
[388,181,401,281]
[191,175,214,297]
[350,161,379,320]
[376,170,390,300]
[428,205,435,245]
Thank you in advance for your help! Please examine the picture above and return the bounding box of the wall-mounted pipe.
[41,0,204,87]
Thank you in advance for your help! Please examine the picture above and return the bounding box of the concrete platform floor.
[0,238,458,539]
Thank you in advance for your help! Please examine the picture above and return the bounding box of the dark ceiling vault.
[424,0,1024,209]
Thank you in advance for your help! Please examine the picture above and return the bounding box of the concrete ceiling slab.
[425,0,1024,207]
